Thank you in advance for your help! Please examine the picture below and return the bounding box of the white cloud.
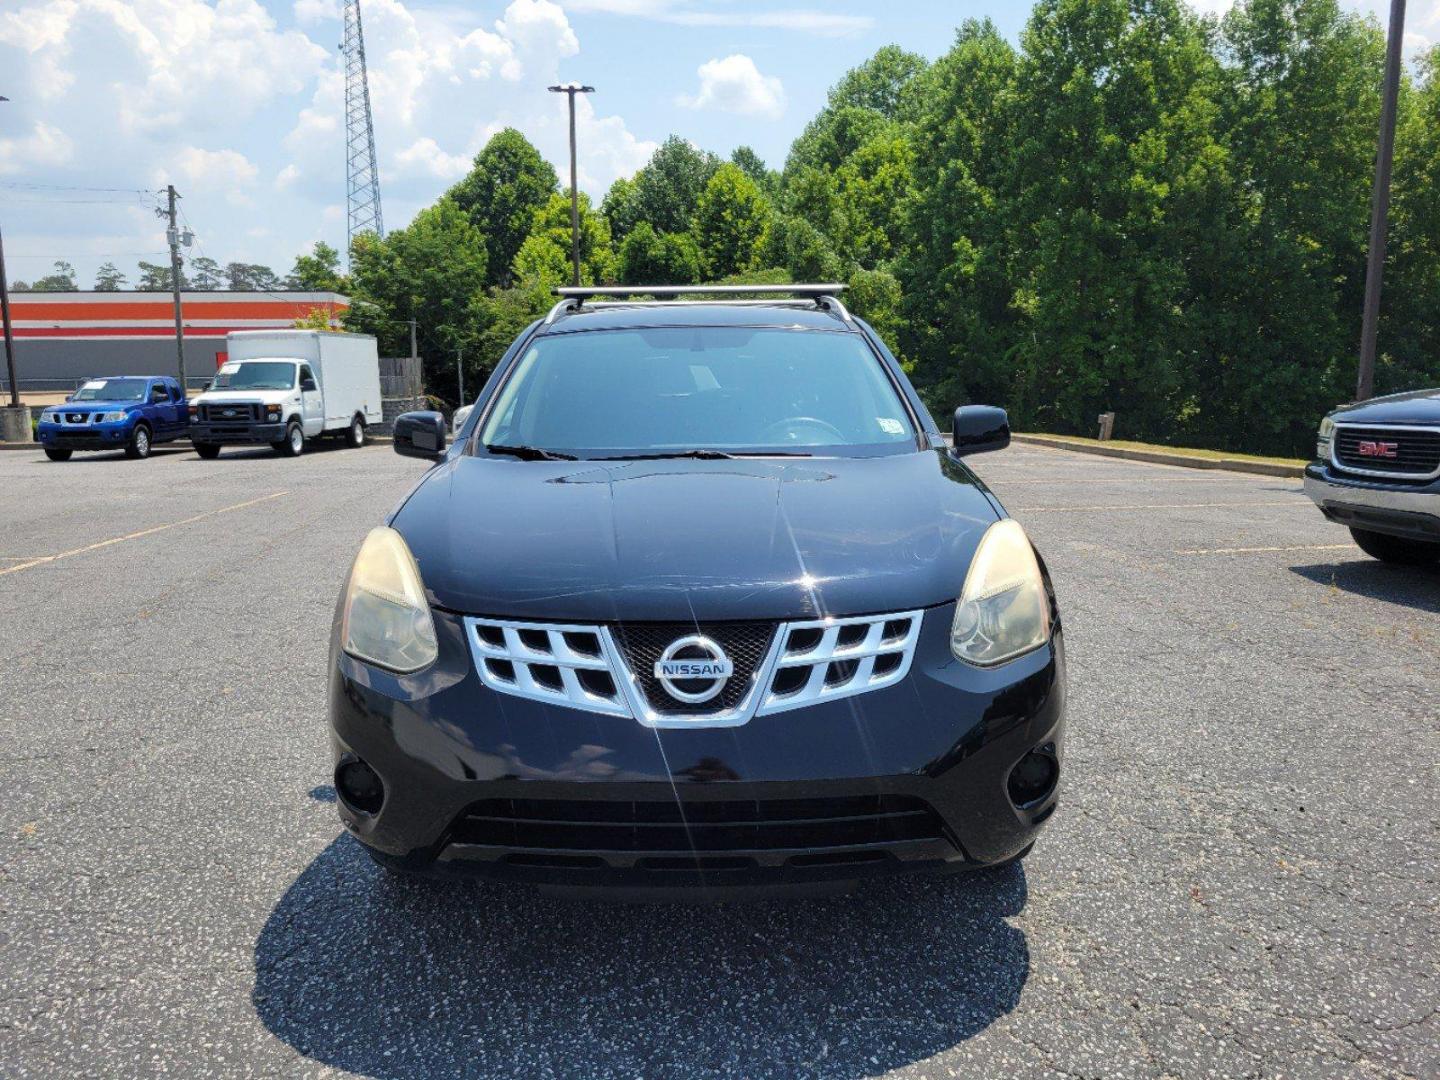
[274,163,301,190]
[0,121,75,175]
[562,0,872,37]
[161,146,259,205]
[0,1,78,51]
[293,0,339,22]
[394,136,472,180]
[678,54,785,119]
[497,0,578,58]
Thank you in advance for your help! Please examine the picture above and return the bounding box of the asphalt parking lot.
[1,439,1435,1079]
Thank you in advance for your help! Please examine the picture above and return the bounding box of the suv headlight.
[1316,415,1335,458]
[99,411,128,423]
[341,527,438,673]
[951,520,1051,666]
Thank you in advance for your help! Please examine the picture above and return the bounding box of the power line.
[0,181,156,195]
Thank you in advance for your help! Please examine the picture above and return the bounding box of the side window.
[170,383,183,401]
[299,365,316,388]
[150,383,169,402]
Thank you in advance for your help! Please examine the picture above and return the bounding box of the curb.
[1011,434,1306,479]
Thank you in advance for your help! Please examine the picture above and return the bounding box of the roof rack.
[545,283,853,325]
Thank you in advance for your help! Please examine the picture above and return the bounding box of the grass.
[1018,432,1308,468]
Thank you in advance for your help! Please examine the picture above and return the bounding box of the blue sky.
[0,0,1427,289]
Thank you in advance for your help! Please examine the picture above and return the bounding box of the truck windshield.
[72,379,147,402]
[210,361,296,391]
[480,327,915,457]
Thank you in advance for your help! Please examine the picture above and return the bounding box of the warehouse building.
[1,290,351,395]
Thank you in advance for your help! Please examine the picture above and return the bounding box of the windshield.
[479,327,915,456]
[209,361,296,391]
[72,378,147,402]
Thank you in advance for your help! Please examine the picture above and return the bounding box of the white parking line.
[1176,543,1356,556]
[1013,500,1307,512]
[0,491,290,578]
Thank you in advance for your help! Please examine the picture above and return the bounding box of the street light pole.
[1356,0,1407,402]
[547,82,594,288]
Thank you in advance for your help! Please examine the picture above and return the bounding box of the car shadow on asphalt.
[1290,561,1440,614]
[253,834,1029,1079]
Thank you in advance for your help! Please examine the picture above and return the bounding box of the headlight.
[265,405,282,420]
[100,411,128,423]
[1316,415,1335,458]
[341,526,438,673]
[951,520,1051,666]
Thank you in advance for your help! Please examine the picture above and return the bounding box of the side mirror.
[393,410,447,461]
[951,405,1010,457]
[300,378,318,392]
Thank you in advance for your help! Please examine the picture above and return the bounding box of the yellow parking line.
[0,492,290,578]
[1014,500,1306,512]
[1176,543,1356,556]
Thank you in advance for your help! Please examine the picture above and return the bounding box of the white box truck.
[188,330,383,458]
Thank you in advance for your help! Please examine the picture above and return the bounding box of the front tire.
[124,424,152,460]
[194,442,221,460]
[345,415,366,448]
[273,421,304,458]
[1350,527,1440,566]
[44,448,72,462]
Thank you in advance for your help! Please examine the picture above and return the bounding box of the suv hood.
[1332,387,1440,425]
[393,450,1002,622]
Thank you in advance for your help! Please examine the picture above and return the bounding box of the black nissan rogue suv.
[328,284,1067,894]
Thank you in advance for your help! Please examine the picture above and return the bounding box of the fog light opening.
[336,757,385,815]
[1007,747,1058,809]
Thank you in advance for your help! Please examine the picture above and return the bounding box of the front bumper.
[188,420,286,444]
[328,603,1067,891]
[36,423,130,450]
[1304,464,1440,542]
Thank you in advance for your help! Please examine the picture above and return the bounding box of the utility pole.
[1,221,18,409]
[457,347,465,404]
[409,317,417,361]
[1356,0,1407,402]
[548,82,594,287]
[164,184,187,392]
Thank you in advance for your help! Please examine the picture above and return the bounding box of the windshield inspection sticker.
[877,417,905,435]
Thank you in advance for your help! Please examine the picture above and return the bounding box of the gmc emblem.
[1356,440,1399,459]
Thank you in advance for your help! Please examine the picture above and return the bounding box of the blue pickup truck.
[36,376,189,462]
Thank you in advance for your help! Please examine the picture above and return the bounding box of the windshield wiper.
[484,443,578,461]
[594,448,814,460]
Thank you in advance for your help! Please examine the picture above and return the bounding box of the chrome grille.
[761,612,922,715]
[462,610,927,727]
[1332,424,1440,480]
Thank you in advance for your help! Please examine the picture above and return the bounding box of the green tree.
[137,261,184,290]
[348,197,488,378]
[826,44,930,118]
[188,257,224,290]
[93,262,128,291]
[628,136,720,235]
[1183,0,1386,452]
[30,260,77,291]
[761,216,844,283]
[834,130,914,268]
[447,129,558,288]
[224,263,282,291]
[729,146,778,196]
[1002,0,1230,440]
[1382,46,1440,395]
[693,164,772,279]
[286,242,345,291]
[512,191,615,286]
[617,223,703,286]
[847,267,906,363]
[897,20,1020,411]
[600,174,643,242]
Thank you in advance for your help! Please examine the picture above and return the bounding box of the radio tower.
[342,0,383,257]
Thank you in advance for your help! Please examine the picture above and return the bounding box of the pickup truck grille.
[199,402,261,422]
[1333,425,1440,479]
